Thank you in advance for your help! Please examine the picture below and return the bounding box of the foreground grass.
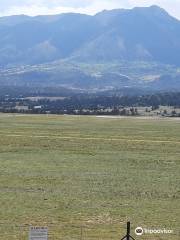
[0,114,179,240]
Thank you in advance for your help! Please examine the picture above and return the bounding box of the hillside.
[0,60,179,91]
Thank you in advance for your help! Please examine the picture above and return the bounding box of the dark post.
[121,221,135,240]
[127,222,130,240]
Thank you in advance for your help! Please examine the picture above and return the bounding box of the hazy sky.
[0,0,180,19]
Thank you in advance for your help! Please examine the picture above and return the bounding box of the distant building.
[15,105,29,111]
[34,106,42,109]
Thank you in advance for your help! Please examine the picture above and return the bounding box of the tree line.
[0,91,180,115]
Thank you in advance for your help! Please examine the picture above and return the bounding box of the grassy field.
[0,114,179,240]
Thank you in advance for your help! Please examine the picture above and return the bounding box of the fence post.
[121,222,136,240]
[127,222,130,240]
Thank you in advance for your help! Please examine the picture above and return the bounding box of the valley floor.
[0,114,179,240]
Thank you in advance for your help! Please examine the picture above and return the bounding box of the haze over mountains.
[0,5,180,92]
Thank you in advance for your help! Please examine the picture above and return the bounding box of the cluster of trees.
[0,92,180,116]
[27,92,180,110]
[0,86,78,98]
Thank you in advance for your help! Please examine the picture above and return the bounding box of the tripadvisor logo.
[135,227,143,236]
[135,226,173,236]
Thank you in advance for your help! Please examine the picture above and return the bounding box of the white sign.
[29,227,48,240]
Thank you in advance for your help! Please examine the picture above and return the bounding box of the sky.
[0,0,180,20]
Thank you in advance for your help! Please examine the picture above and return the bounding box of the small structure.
[15,105,29,111]
[33,105,42,109]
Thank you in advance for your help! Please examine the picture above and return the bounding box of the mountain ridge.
[0,5,180,66]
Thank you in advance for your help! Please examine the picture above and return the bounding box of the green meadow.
[0,114,179,240]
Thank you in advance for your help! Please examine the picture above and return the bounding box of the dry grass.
[0,114,179,239]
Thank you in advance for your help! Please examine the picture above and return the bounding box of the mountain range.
[0,5,180,92]
[1,5,180,66]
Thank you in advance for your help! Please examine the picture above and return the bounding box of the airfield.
[0,114,179,239]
